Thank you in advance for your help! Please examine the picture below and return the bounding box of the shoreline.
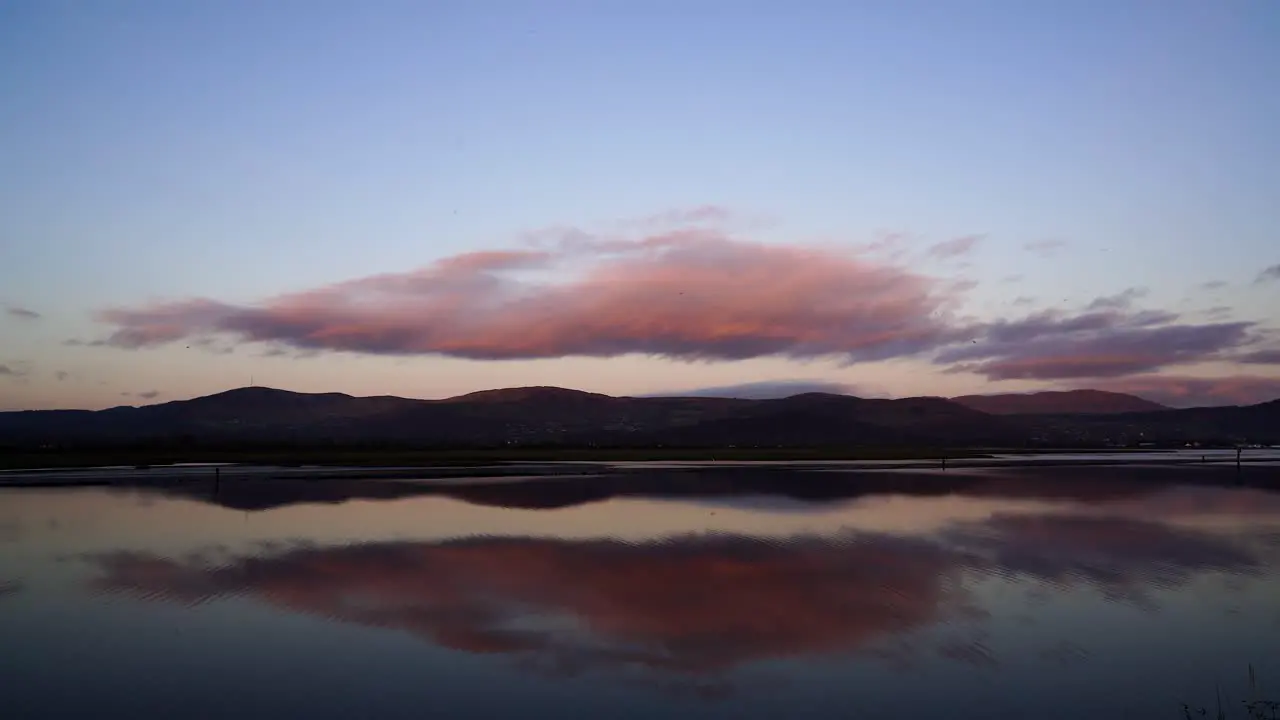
[1,452,1276,487]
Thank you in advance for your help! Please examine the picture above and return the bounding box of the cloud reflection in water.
[86,506,1268,684]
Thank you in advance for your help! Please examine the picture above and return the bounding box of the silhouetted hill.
[1,385,1277,449]
[951,390,1167,415]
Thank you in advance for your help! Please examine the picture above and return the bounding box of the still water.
[2,466,1278,719]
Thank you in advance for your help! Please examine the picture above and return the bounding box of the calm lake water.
[2,466,1278,719]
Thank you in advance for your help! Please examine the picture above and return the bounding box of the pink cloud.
[88,217,1278,382]
[95,231,970,362]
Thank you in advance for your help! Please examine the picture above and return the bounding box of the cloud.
[0,580,23,598]
[633,205,732,228]
[5,306,39,320]
[1255,264,1280,285]
[94,230,970,363]
[1237,349,1280,365]
[0,362,30,378]
[55,371,69,381]
[137,390,162,400]
[1091,375,1280,407]
[940,306,1255,380]
[646,379,867,400]
[927,235,981,259]
[1199,280,1228,291]
[82,216,1280,384]
[1023,239,1066,257]
[1085,287,1146,311]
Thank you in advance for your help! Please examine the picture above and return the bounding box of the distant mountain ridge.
[0,385,1276,449]
[950,390,1168,415]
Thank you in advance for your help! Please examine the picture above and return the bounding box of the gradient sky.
[2,0,1278,410]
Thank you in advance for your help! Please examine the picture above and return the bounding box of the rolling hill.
[0,386,1276,450]
[950,390,1167,415]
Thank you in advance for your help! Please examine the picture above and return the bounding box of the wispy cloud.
[1199,280,1228,291]
[927,235,982,260]
[5,306,40,320]
[55,370,69,381]
[1023,239,1066,257]
[632,205,732,229]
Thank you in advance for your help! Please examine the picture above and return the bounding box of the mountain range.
[1,386,1276,449]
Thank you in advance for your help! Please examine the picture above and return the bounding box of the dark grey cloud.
[940,308,1253,380]
[1237,349,1280,365]
[5,306,39,320]
[1085,287,1146,311]
[1255,264,1280,285]
[0,363,29,378]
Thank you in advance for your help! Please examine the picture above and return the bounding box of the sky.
[2,0,1279,411]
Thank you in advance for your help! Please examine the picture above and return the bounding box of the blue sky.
[2,0,1278,410]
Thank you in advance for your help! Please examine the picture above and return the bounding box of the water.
[2,466,1278,719]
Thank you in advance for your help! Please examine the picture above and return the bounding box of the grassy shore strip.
[1,455,1275,487]
[0,446,986,471]
[0,445,1198,472]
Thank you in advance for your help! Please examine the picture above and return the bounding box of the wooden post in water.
[941,456,947,471]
